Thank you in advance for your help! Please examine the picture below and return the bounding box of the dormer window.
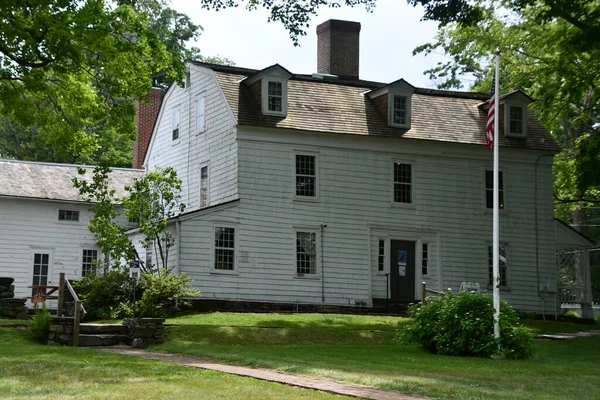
[268,81,283,113]
[508,105,524,136]
[388,90,412,129]
[392,95,408,126]
[366,78,415,130]
[243,64,292,118]
[262,79,287,117]
[500,91,532,138]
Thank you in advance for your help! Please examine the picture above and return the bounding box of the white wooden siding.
[0,198,98,301]
[225,127,557,311]
[145,64,238,213]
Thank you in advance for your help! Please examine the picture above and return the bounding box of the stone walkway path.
[101,347,432,400]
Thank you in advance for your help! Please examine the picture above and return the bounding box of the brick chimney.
[316,19,361,80]
[133,88,163,169]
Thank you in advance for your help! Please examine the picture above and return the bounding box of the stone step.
[78,334,131,347]
[80,324,129,335]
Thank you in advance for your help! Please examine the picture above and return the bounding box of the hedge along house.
[137,19,589,314]
[0,160,143,304]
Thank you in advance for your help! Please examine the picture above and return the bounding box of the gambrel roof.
[191,61,560,152]
[0,160,144,203]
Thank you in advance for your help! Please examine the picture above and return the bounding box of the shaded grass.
[0,318,29,326]
[153,313,600,400]
[0,328,350,400]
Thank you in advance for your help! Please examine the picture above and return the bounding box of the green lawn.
[0,328,351,400]
[152,312,600,400]
[0,318,29,326]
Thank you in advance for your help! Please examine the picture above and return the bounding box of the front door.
[390,240,416,301]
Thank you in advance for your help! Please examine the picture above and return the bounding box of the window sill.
[391,201,415,209]
[210,269,238,276]
[376,271,389,276]
[294,274,320,280]
[293,196,319,203]
[171,139,181,146]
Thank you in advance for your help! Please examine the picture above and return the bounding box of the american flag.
[486,76,496,150]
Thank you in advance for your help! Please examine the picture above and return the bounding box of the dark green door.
[390,240,416,301]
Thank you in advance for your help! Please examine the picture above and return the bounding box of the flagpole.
[492,50,501,340]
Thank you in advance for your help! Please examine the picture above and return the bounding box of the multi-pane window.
[267,81,283,112]
[58,209,79,221]
[378,240,385,272]
[488,245,507,287]
[393,163,412,203]
[145,241,153,270]
[31,253,49,295]
[422,243,429,275]
[296,155,316,197]
[200,166,209,208]
[82,249,98,277]
[392,95,408,126]
[215,227,235,271]
[172,109,180,140]
[296,232,317,275]
[196,97,205,133]
[485,170,504,209]
[508,106,524,135]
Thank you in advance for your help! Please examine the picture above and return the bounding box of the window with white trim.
[508,105,524,135]
[58,209,79,221]
[378,240,385,272]
[214,227,235,271]
[172,109,180,140]
[145,241,153,270]
[393,163,412,203]
[296,154,316,197]
[261,78,287,117]
[31,253,49,296]
[422,243,429,275]
[485,170,504,209]
[296,231,317,275]
[268,81,283,112]
[196,96,205,133]
[392,95,408,126]
[488,245,507,287]
[200,165,209,208]
[82,249,98,277]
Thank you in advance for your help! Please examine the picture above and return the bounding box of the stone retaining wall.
[124,318,166,348]
[48,317,75,346]
[0,298,28,320]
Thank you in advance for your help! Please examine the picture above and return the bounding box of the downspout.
[321,223,327,303]
[175,219,181,274]
[535,154,554,319]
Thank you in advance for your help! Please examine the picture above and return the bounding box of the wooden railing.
[57,273,85,347]
[421,282,447,304]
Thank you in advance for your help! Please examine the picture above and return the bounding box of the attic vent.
[311,73,338,80]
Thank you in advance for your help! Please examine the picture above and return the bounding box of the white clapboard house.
[137,19,591,314]
[0,160,143,301]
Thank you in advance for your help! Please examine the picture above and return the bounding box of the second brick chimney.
[316,19,361,80]
[133,87,163,170]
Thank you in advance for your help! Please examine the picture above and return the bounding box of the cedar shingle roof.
[193,61,559,152]
[0,160,144,202]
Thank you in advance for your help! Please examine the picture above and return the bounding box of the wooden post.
[73,300,81,347]
[57,273,65,317]
[421,282,427,304]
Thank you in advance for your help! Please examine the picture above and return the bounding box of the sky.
[170,0,449,88]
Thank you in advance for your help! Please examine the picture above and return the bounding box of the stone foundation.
[47,317,75,346]
[0,298,28,320]
[124,318,166,348]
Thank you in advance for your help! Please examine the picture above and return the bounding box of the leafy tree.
[123,167,186,272]
[73,166,185,273]
[0,0,201,166]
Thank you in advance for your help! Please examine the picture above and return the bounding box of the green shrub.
[72,270,134,320]
[136,270,200,318]
[561,310,580,318]
[31,304,52,343]
[399,292,534,359]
